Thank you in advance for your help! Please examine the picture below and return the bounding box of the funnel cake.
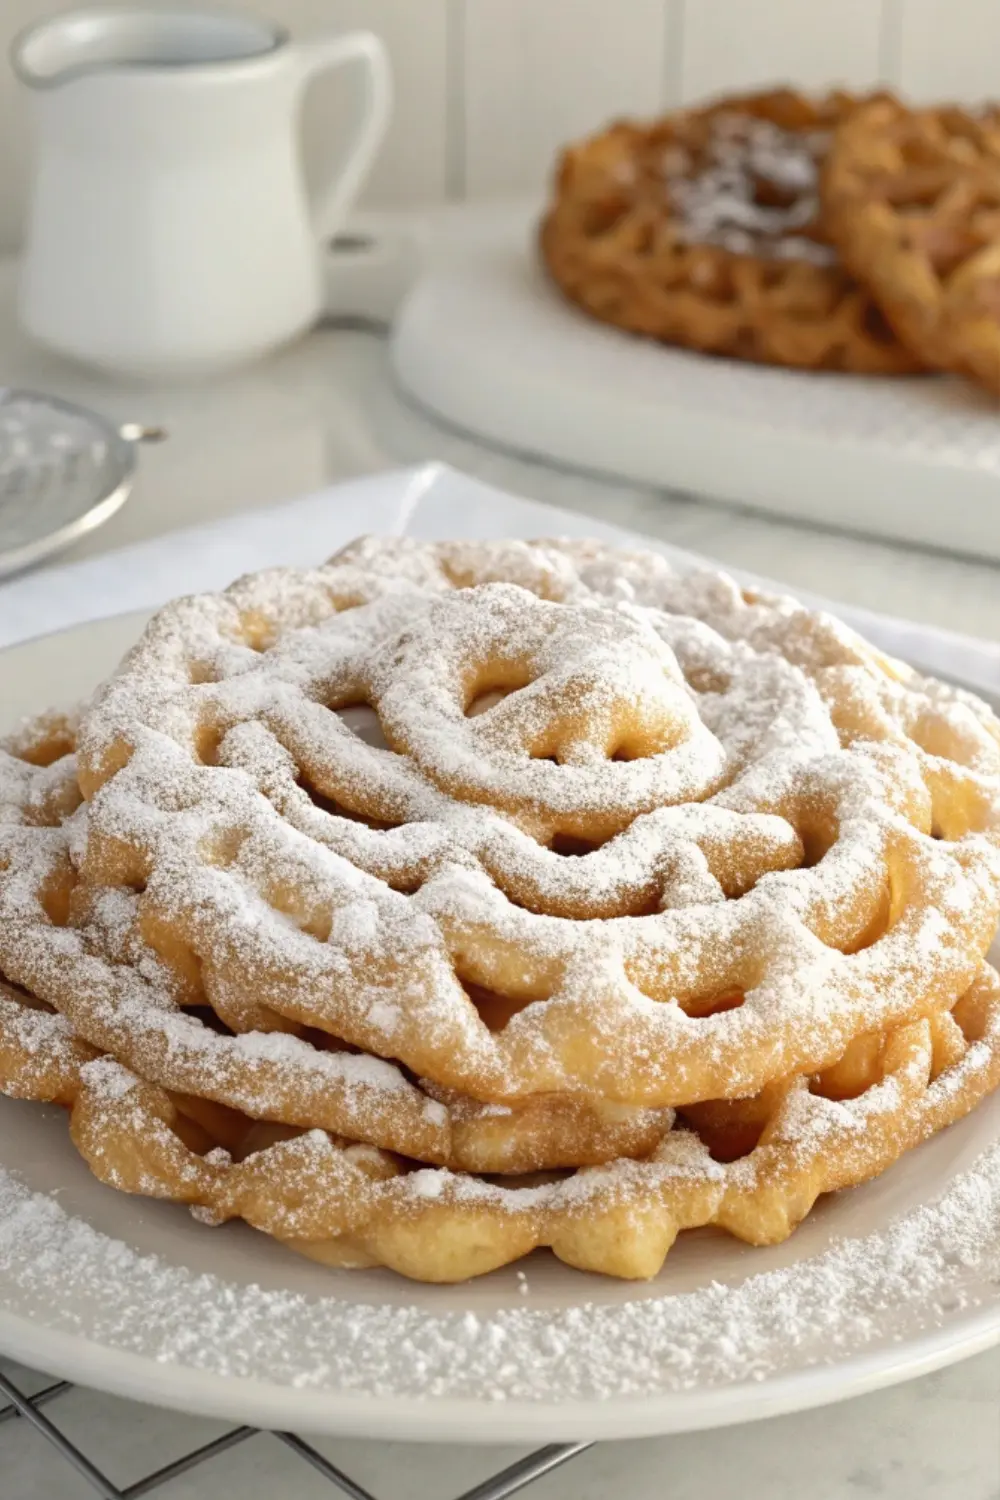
[0,714,674,1174]
[1,539,999,1283]
[823,97,1000,394]
[540,89,922,373]
[5,963,1000,1282]
[68,539,1000,1108]
[3,721,997,1281]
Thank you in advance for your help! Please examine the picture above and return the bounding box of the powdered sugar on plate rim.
[2,1117,1000,1441]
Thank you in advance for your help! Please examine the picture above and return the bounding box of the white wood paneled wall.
[890,0,1000,101]
[676,0,886,100]
[460,0,670,197]
[1,0,999,251]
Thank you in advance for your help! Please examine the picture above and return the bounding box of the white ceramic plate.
[2,610,1000,1445]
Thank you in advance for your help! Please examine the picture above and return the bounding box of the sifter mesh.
[0,389,163,579]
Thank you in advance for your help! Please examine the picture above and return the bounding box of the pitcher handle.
[296,29,392,243]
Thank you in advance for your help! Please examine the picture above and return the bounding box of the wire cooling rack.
[0,1367,591,1499]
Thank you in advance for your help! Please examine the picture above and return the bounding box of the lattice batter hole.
[187,660,221,686]
[861,301,899,343]
[926,774,988,841]
[953,986,990,1043]
[38,866,74,928]
[678,1102,767,1163]
[193,722,224,767]
[910,709,985,766]
[139,915,206,1002]
[300,1024,362,1055]
[234,612,277,653]
[838,882,892,956]
[232,1119,309,1162]
[465,687,515,719]
[331,703,386,748]
[197,827,247,870]
[798,820,839,869]
[184,1005,237,1038]
[680,987,746,1020]
[264,885,333,943]
[462,981,535,1033]
[549,833,606,858]
[12,732,75,768]
[683,665,733,695]
[810,1031,885,1101]
[295,775,400,832]
[464,670,531,719]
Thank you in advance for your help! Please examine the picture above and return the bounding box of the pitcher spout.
[12,6,283,88]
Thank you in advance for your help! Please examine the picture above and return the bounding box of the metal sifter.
[0,388,164,579]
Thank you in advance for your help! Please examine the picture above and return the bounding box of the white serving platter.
[391,204,1000,562]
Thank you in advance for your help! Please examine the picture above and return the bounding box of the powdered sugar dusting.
[57,537,1000,1115]
[668,114,836,265]
[3,536,1000,1288]
[2,1136,1000,1404]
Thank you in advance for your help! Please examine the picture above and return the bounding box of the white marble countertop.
[0,257,998,640]
[3,1347,998,1500]
[1,257,999,1499]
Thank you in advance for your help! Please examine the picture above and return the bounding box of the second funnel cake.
[823,96,1000,395]
[539,89,922,374]
[2,537,999,1281]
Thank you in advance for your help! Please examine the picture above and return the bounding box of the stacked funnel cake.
[823,97,1000,396]
[2,538,1000,1283]
[541,87,1000,393]
[540,89,922,373]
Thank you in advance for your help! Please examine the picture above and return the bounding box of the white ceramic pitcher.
[12,7,392,378]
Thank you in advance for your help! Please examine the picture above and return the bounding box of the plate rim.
[2,1297,999,1444]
